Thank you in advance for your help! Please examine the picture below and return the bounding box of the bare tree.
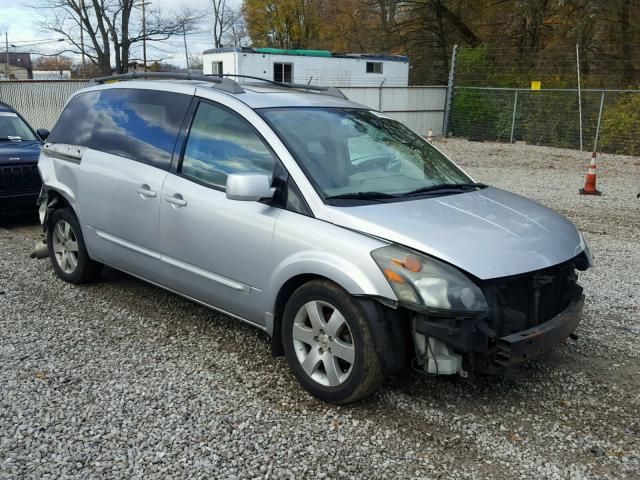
[224,11,250,47]
[33,55,73,71]
[188,54,203,71]
[36,0,201,75]
[212,0,241,48]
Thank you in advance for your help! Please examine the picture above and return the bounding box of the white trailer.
[202,47,409,87]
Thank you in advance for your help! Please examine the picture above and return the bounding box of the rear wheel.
[47,208,103,284]
[282,280,384,403]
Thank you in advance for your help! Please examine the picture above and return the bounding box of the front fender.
[265,211,399,324]
[267,250,397,310]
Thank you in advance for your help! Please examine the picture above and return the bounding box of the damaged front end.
[370,243,591,377]
[411,253,589,376]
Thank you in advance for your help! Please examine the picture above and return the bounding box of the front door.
[159,99,282,325]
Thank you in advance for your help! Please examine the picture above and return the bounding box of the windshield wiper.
[401,182,487,197]
[324,191,397,202]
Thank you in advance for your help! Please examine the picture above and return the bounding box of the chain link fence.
[448,87,640,156]
[444,44,640,157]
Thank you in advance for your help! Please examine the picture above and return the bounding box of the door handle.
[165,193,187,207]
[136,184,157,198]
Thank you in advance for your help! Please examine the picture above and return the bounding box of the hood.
[325,187,585,280]
[0,141,42,164]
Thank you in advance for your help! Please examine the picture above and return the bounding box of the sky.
[0,0,241,68]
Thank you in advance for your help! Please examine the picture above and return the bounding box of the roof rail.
[92,71,244,94]
[215,74,347,99]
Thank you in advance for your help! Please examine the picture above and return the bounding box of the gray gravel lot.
[1,139,639,479]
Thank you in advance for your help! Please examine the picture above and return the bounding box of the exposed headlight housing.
[371,245,488,313]
[578,231,593,268]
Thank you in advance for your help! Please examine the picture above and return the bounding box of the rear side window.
[180,101,277,190]
[90,89,191,169]
[48,91,100,146]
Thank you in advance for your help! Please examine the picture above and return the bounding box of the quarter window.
[180,101,277,190]
[273,63,293,83]
[90,88,191,169]
[48,91,101,146]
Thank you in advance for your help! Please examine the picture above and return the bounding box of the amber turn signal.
[383,268,406,284]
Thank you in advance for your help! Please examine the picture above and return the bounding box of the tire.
[282,280,384,404]
[47,207,103,284]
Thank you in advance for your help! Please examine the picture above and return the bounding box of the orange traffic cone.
[579,152,601,196]
[427,130,433,142]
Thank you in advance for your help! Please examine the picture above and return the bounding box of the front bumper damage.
[495,295,583,367]
[413,295,584,374]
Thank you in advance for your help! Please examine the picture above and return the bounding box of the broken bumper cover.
[495,295,584,367]
[413,295,584,372]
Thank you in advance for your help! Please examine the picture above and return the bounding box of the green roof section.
[254,48,332,58]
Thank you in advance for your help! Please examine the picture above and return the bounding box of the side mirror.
[37,128,50,140]
[226,173,275,201]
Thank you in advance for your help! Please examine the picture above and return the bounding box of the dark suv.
[0,102,47,212]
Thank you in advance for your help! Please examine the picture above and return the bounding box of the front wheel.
[282,280,384,404]
[47,208,103,284]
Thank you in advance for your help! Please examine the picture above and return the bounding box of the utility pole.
[576,44,583,151]
[442,44,458,137]
[182,25,189,71]
[80,0,86,77]
[5,32,9,80]
[142,0,148,71]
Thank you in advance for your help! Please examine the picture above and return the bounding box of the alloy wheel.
[292,300,356,387]
[51,220,79,274]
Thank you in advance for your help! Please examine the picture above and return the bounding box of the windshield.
[0,111,37,141]
[260,108,473,202]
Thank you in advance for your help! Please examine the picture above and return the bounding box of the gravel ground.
[1,139,639,479]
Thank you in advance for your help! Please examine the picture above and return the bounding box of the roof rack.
[215,74,347,99]
[91,71,347,99]
[92,71,244,94]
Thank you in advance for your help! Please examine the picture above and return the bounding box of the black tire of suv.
[282,280,384,404]
[47,208,103,284]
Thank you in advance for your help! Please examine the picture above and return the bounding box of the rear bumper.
[413,295,584,373]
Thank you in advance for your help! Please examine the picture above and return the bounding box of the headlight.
[371,245,488,313]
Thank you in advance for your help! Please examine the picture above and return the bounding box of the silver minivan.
[38,73,591,403]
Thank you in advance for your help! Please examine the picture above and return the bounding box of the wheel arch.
[269,267,409,376]
[40,186,77,231]
[271,273,332,357]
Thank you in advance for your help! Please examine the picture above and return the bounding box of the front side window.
[90,88,191,169]
[180,101,277,190]
[260,108,472,202]
[273,63,293,83]
[0,111,37,141]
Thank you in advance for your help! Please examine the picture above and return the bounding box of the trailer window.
[212,61,223,75]
[274,63,293,83]
[366,62,383,74]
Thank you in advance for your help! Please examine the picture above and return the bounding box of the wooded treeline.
[242,0,640,87]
